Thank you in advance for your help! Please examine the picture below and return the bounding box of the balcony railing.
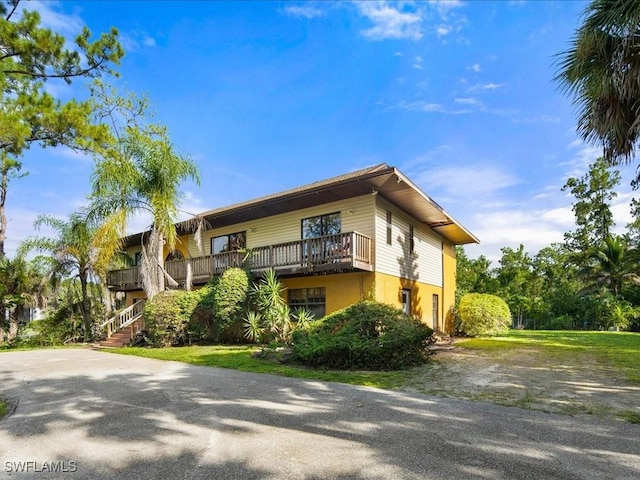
[107,231,373,290]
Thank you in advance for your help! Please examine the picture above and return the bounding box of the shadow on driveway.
[0,349,639,479]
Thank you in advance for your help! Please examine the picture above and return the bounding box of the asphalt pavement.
[1,349,639,479]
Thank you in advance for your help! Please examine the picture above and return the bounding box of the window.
[302,212,341,239]
[386,211,392,245]
[409,225,415,253]
[401,289,411,315]
[134,251,142,266]
[211,231,246,254]
[289,287,326,319]
[432,294,439,330]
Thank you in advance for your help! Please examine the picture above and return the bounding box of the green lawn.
[109,330,640,388]
[0,400,7,419]
[458,330,640,383]
[109,345,413,389]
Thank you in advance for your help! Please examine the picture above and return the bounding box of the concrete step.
[99,326,133,347]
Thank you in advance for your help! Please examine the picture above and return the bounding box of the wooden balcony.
[107,231,373,291]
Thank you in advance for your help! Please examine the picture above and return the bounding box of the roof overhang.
[122,164,479,248]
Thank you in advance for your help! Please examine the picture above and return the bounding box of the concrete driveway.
[1,349,639,479]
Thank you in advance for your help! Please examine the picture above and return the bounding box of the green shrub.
[214,268,250,341]
[292,301,433,370]
[458,293,511,336]
[546,314,575,330]
[245,269,297,344]
[143,290,202,346]
[190,269,251,343]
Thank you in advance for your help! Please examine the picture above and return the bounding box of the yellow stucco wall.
[281,272,375,315]
[125,290,147,308]
[442,241,457,334]
[374,272,444,330]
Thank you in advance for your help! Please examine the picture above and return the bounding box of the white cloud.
[464,209,567,263]
[358,2,424,41]
[412,163,520,199]
[20,1,84,39]
[412,55,423,69]
[454,97,482,107]
[428,0,464,19]
[468,63,481,72]
[436,25,452,37]
[119,32,157,53]
[467,82,505,92]
[282,5,325,19]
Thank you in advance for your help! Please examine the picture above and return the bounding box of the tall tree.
[496,245,541,326]
[562,157,620,260]
[0,255,45,342]
[0,0,123,256]
[581,235,638,297]
[455,246,497,301]
[91,130,200,299]
[555,0,640,174]
[20,214,105,341]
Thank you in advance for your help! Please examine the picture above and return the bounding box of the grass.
[0,400,7,420]
[618,410,640,424]
[457,330,640,384]
[109,345,414,389]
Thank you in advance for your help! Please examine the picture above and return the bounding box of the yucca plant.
[243,311,264,343]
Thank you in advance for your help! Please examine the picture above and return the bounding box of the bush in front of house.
[213,267,250,341]
[458,293,511,336]
[146,268,251,346]
[291,301,434,370]
[144,290,202,346]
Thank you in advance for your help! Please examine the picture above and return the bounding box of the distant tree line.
[457,157,640,331]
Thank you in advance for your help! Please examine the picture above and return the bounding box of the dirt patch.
[401,343,640,422]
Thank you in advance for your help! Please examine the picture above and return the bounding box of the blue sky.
[8,0,638,263]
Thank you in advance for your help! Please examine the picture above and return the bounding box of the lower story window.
[289,287,326,319]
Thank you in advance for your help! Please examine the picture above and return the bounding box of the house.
[103,164,478,344]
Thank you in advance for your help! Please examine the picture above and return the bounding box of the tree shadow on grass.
[0,349,639,479]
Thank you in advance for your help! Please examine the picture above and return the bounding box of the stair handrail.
[101,300,146,338]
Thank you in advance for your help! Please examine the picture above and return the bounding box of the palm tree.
[555,0,640,171]
[581,235,639,296]
[90,130,200,299]
[0,255,45,342]
[20,213,104,341]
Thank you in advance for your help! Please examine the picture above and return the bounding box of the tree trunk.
[140,228,164,299]
[8,307,19,342]
[0,162,8,258]
[79,270,91,342]
[0,306,5,343]
[101,282,113,317]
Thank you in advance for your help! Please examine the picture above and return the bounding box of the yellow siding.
[374,196,443,286]
[185,194,377,257]
[281,272,375,315]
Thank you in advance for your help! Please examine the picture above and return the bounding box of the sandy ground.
[402,343,640,421]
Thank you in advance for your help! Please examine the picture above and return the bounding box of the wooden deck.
[107,231,373,291]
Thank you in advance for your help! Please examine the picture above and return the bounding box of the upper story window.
[301,212,341,239]
[211,231,246,254]
[409,224,415,253]
[386,210,392,245]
